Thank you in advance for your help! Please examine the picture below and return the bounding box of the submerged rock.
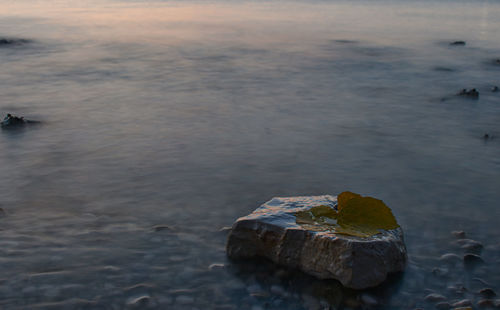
[1,113,40,129]
[450,41,466,46]
[457,88,479,99]
[0,38,31,46]
[226,194,407,289]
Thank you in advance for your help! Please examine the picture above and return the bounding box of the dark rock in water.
[0,38,31,46]
[1,113,40,129]
[424,293,447,302]
[492,86,499,92]
[461,240,484,255]
[434,66,456,72]
[451,299,472,307]
[435,301,451,310]
[484,134,490,140]
[477,299,494,308]
[463,253,484,265]
[450,41,466,46]
[479,288,496,298]
[458,88,479,99]
[153,225,171,232]
[452,231,466,239]
[440,253,462,264]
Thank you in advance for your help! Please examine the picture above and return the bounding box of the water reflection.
[0,0,499,308]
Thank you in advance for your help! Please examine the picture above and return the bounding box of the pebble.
[452,231,466,239]
[425,293,447,302]
[477,299,494,307]
[208,263,225,271]
[460,240,483,254]
[451,299,472,307]
[153,225,171,232]
[436,301,451,309]
[440,253,462,264]
[464,253,484,265]
[360,293,378,306]
[127,295,151,307]
[479,288,496,298]
[175,295,194,305]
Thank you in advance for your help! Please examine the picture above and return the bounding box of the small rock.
[219,226,232,233]
[460,240,483,254]
[208,263,225,271]
[433,267,449,277]
[127,295,151,307]
[464,253,484,265]
[479,288,496,298]
[153,225,171,232]
[425,293,447,302]
[477,299,494,307]
[175,295,194,305]
[484,134,491,140]
[452,231,466,239]
[457,88,479,98]
[450,41,466,46]
[451,299,472,307]
[440,253,462,264]
[436,301,451,309]
[492,86,499,92]
[360,294,378,306]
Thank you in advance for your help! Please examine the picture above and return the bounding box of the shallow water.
[0,0,499,309]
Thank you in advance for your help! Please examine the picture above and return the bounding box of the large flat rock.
[226,195,407,289]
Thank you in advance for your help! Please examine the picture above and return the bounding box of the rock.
[479,288,496,298]
[492,86,499,92]
[457,89,479,99]
[424,293,447,302]
[436,302,451,309]
[452,231,466,239]
[450,41,466,46]
[219,226,232,233]
[1,113,40,129]
[463,253,484,265]
[126,295,152,307]
[153,225,171,232]
[451,300,472,307]
[0,38,31,46]
[457,240,483,254]
[477,299,494,308]
[226,195,407,289]
[440,253,462,264]
[208,263,225,271]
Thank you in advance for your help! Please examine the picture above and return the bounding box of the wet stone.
[477,299,494,308]
[464,253,484,265]
[440,253,462,264]
[457,88,479,99]
[458,240,483,254]
[452,231,466,239]
[479,288,496,298]
[451,299,472,307]
[226,195,407,289]
[425,293,447,302]
[436,301,451,309]
[208,263,225,271]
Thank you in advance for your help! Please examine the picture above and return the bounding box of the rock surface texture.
[226,195,407,289]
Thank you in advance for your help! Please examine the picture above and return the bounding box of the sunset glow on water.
[1,0,499,308]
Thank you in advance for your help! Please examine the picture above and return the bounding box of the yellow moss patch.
[295,192,399,237]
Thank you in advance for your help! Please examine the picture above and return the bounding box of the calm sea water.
[0,0,499,309]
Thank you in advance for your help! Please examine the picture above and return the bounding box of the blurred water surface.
[0,0,499,308]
